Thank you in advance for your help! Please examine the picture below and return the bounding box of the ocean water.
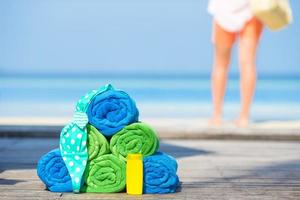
[0,75,300,121]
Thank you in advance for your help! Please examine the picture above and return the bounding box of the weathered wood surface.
[0,138,300,199]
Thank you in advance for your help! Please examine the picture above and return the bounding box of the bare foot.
[234,118,249,128]
[208,117,222,126]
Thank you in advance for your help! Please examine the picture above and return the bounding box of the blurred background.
[1,0,300,122]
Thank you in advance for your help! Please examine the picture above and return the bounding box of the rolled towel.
[87,124,110,161]
[86,85,139,137]
[143,152,179,194]
[81,154,126,193]
[37,149,72,192]
[110,122,159,161]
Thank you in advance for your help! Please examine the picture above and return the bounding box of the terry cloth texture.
[110,122,159,161]
[81,154,126,193]
[87,124,110,161]
[37,149,73,192]
[86,85,139,137]
[143,152,179,194]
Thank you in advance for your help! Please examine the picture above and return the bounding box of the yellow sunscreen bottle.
[126,153,143,195]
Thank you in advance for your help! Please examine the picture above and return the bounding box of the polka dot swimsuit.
[59,84,112,193]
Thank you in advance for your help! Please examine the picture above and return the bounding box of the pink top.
[208,0,253,32]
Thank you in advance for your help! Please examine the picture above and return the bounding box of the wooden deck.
[1,138,300,199]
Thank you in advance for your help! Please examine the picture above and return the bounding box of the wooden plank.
[1,138,300,199]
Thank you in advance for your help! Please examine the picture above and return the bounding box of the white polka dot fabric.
[59,84,112,193]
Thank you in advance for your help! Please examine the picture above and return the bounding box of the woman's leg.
[237,18,263,127]
[210,22,236,125]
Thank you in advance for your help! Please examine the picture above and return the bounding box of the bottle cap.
[127,153,142,160]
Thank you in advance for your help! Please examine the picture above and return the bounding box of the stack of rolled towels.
[37,84,179,194]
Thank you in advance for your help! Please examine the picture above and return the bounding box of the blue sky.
[0,0,299,76]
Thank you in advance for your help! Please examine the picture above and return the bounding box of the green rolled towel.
[87,124,110,161]
[110,122,159,161]
[81,154,126,193]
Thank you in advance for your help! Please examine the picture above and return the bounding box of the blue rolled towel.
[37,149,72,192]
[87,85,139,136]
[143,152,179,194]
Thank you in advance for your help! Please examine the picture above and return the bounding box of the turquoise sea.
[1,1,300,122]
[1,74,299,121]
